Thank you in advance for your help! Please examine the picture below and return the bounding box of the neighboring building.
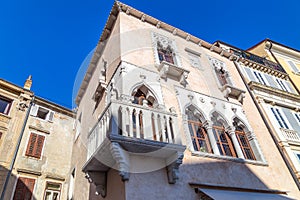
[229,39,300,183]
[71,1,300,200]
[247,39,300,92]
[0,77,74,200]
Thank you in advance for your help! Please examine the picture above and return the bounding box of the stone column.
[203,121,220,155]
[226,126,245,159]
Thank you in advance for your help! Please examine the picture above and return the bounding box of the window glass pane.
[0,98,11,114]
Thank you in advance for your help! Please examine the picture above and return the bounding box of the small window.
[44,182,61,200]
[235,126,256,160]
[0,96,12,115]
[13,177,35,200]
[157,42,175,64]
[30,104,54,122]
[25,133,45,159]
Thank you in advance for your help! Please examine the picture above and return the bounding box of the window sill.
[0,112,11,123]
[190,150,268,166]
[157,61,190,85]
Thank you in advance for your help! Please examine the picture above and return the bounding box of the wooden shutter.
[264,74,278,89]
[30,104,38,116]
[47,111,54,122]
[287,60,299,73]
[25,133,45,159]
[285,80,296,94]
[244,67,256,82]
[13,177,35,200]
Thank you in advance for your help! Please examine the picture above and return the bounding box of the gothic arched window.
[235,125,256,160]
[186,108,212,153]
[132,85,157,107]
[157,42,175,64]
[212,119,236,157]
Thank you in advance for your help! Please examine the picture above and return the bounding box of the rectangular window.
[44,182,61,200]
[270,107,289,129]
[294,113,300,124]
[275,79,288,92]
[25,133,45,159]
[0,96,12,115]
[253,71,266,85]
[30,104,54,122]
[286,60,300,74]
[13,177,35,200]
[235,130,256,160]
[213,126,236,157]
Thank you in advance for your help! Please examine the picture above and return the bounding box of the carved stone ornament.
[110,142,130,181]
[85,172,107,197]
[166,152,184,184]
[208,56,225,70]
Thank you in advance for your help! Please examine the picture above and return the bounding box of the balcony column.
[152,114,159,141]
[135,109,141,138]
[166,117,172,143]
[160,116,167,142]
[142,110,152,140]
[121,106,128,136]
[226,126,245,159]
[128,108,133,137]
[203,121,220,155]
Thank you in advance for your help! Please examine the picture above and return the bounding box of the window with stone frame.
[235,125,256,160]
[44,182,61,200]
[157,42,175,64]
[212,122,237,157]
[0,95,12,115]
[25,132,45,159]
[13,177,35,200]
[186,108,212,153]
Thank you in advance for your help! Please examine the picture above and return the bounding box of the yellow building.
[248,39,300,92]
[0,77,74,199]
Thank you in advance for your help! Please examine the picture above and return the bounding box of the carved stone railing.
[280,128,300,143]
[87,99,180,160]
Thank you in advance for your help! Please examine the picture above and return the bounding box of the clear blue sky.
[1,0,300,108]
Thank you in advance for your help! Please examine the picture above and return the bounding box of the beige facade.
[241,40,300,183]
[70,2,300,200]
[0,77,74,200]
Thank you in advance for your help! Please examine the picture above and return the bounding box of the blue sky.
[1,0,300,108]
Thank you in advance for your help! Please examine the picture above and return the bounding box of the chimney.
[24,75,32,90]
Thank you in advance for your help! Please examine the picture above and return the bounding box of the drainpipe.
[0,96,35,200]
[233,61,300,190]
[267,40,300,95]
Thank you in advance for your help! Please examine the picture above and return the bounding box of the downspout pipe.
[0,96,35,200]
[233,61,300,190]
[267,40,300,95]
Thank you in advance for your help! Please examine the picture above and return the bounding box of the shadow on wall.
[0,165,37,200]
[85,159,296,200]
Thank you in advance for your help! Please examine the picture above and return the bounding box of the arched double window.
[186,107,212,153]
[132,85,157,107]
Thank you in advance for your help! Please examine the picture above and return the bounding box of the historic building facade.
[228,39,300,183]
[0,77,74,200]
[71,1,300,200]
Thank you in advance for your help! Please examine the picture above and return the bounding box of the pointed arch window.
[132,85,157,107]
[235,126,256,160]
[212,121,236,157]
[186,108,212,153]
[157,42,175,64]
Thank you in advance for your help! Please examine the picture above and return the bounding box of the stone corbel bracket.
[85,171,107,197]
[110,142,130,181]
[166,151,184,184]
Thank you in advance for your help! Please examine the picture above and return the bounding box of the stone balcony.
[280,128,300,143]
[83,99,185,197]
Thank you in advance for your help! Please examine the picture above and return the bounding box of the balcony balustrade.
[83,99,185,195]
[87,99,181,159]
[280,128,300,143]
